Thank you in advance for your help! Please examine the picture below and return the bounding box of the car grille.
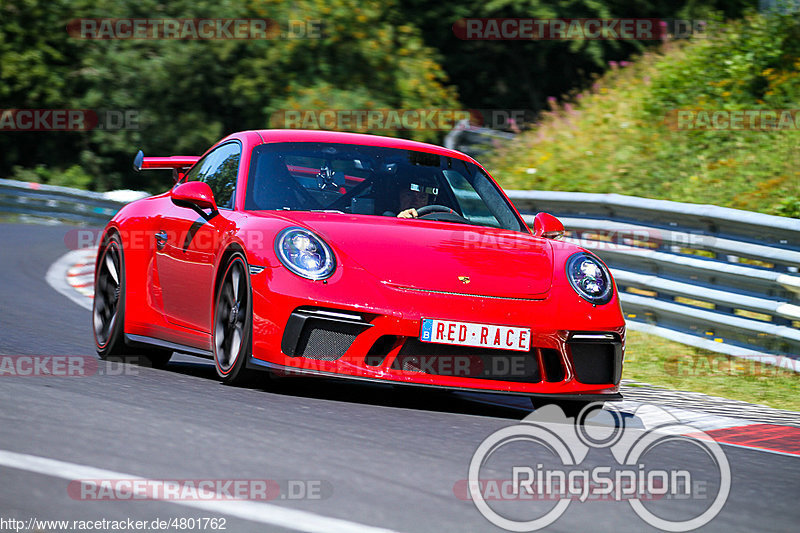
[365,335,399,367]
[567,337,623,385]
[282,308,371,361]
[294,321,362,360]
[391,338,542,383]
[540,348,566,382]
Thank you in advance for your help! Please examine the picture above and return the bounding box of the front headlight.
[275,227,336,280]
[566,252,613,305]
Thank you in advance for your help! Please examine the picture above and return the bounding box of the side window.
[442,168,512,229]
[184,143,241,209]
[183,153,214,183]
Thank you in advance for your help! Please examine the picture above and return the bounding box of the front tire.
[213,253,255,384]
[93,233,172,368]
[93,234,126,357]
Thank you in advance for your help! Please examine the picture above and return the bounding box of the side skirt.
[125,333,213,359]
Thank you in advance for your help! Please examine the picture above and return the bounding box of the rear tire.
[93,233,172,368]
[213,253,256,384]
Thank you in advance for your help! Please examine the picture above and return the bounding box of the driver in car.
[396,179,439,218]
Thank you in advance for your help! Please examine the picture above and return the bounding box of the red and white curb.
[66,249,97,298]
[46,248,96,311]
[616,382,800,457]
[619,380,800,428]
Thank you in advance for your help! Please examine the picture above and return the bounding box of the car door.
[155,142,241,334]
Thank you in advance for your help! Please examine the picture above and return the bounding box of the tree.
[398,0,752,113]
[0,0,459,191]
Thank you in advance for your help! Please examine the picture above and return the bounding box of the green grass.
[624,330,800,411]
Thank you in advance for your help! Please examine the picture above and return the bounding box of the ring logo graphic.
[466,403,730,531]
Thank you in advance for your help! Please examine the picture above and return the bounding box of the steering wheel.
[415,204,470,224]
[416,205,456,217]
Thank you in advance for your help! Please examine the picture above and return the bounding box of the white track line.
[46,249,95,311]
[0,450,401,533]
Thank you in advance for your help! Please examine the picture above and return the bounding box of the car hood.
[267,213,553,298]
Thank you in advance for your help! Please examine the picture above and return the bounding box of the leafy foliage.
[0,0,458,192]
[485,11,800,218]
[397,0,751,111]
[0,0,770,196]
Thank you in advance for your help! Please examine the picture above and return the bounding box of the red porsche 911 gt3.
[92,129,625,403]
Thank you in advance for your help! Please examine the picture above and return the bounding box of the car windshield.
[244,142,527,232]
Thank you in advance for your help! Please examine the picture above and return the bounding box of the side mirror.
[533,212,565,240]
[171,181,217,212]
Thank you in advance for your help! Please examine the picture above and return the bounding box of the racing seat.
[246,155,309,211]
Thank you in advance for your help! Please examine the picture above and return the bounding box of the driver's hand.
[397,208,418,219]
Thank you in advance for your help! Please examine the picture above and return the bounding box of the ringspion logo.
[464,403,730,531]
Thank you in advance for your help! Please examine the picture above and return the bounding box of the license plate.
[419,318,531,352]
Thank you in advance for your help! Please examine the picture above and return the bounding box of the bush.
[485,12,800,219]
[0,0,460,193]
[777,197,800,218]
[11,164,93,190]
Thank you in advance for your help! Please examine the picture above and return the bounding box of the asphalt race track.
[1,222,799,533]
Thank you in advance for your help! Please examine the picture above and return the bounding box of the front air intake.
[540,349,565,382]
[568,335,623,385]
[282,308,371,360]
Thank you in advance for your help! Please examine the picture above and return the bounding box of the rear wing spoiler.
[133,150,200,181]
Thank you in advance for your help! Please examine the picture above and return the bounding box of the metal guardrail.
[508,190,800,367]
[2,177,798,366]
[444,120,516,158]
[0,178,123,225]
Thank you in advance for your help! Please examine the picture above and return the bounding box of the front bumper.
[249,266,625,397]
